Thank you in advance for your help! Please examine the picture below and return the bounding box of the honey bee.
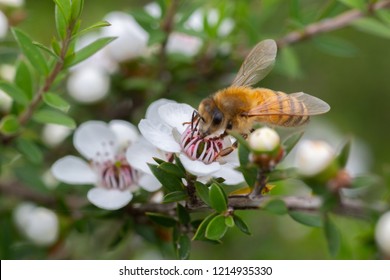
[196,39,330,138]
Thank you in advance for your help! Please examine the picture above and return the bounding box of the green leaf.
[33,41,61,60]
[163,191,187,203]
[0,81,29,105]
[15,138,43,164]
[159,162,186,178]
[43,92,70,112]
[324,215,340,257]
[65,37,116,67]
[229,131,250,150]
[0,115,20,135]
[377,10,390,26]
[264,199,288,215]
[176,234,191,260]
[337,137,352,167]
[32,109,76,128]
[283,131,303,156]
[195,181,210,206]
[75,21,111,38]
[268,168,297,182]
[146,212,177,227]
[233,214,251,235]
[237,143,257,187]
[12,28,49,75]
[209,183,228,213]
[225,216,235,228]
[54,4,67,39]
[176,203,190,225]
[148,164,184,192]
[337,0,365,10]
[351,175,382,189]
[71,0,84,20]
[15,60,33,100]
[289,211,323,227]
[192,212,218,241]
[51,38,62,56]
[205,214,228,240]
[352,18,390,39]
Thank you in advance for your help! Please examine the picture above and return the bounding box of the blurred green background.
[1,0,390,259]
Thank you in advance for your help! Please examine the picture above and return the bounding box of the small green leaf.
[71,0,84,20]
[205,214,228,240]
[338,0,365,10]
[15,60,33,100]
[146,212,177,227]
[336,138,351,168]
[268,168,297,182]
[229,131,250,150]
[225,216,235,228]
[51,38,62,56]
[195,181,210,206]
[233,214,251,235]
[65,37,116,67]
[75,21,111,38]
[192,212,218,240]
[148,164,184,192]
[159,162,186,178]
[377,10,390,26]
[43,92,70,112]
[32,109,76,128]
[0,81,29,105]
[12,28,49,75]
[177,234,191,260]
[15,138,43,164]
[324,214,340,257]
[176,203,190,225]
[237,143,257,186]
[289,211,323,227]
[351,175,381,189]
[264,199,288,215]
[152,157,165,165]
[33,41,61,60]
[209,183,228,213]
[283,131,303,156]
[352,18,390,39]
[54,4,67,39]
[0,115,20,135]
[163,191,187,203]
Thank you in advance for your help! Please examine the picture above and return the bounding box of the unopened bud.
[248,127,280,154]
[375,211,390,257]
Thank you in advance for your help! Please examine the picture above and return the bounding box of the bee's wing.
[245,92,331,116]
[231,39,277,87]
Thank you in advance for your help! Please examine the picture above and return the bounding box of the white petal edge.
[138,119,181,152]
[126,137,164,174]
[158,103,195,134]
[109,120,139,147]
[87,188,133,210]
[179,154,220,176]
[138,174,161,192]
[51,155,97,185]
[213,164,245,185]
[74,121,117,160]
[146,98,176,124]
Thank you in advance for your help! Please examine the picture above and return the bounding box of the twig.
[277,0,390,48]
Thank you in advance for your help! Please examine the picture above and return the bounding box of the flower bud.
[294,140,336,178]
[42,124,72,147]
[0,0,25,7]
[375,211,390,257]
[0,10,8,38]
[248,127,280,154]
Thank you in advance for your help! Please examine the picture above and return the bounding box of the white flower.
[144,2,162,19]
[294,140,335,177]
[0,64,16,81]
[0,10,8,39]
[51,120,160,210]
[248,127,280,153]
[13,202,59,246]
[42,124,72,147]
[128,99,244,185]
[102,12,149,62]
[0,89,12,112]
[66,66,110,103]
[0,0,24,7]
[166,32,202,57]
[375,211,390,257]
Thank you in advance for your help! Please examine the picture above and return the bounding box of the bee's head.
[197,97,226,138]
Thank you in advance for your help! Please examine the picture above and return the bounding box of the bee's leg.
[217,146,235,157]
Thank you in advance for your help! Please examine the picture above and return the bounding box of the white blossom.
[42,124,72,148]
[0,10,8,39]
[0,0,24,7]
[375,211,390,257]
[248,127,280,153]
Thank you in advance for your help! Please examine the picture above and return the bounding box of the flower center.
[180,125,224,164]
[91,142,138,190]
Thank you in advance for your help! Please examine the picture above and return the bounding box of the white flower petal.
[138,119,181,152]
[126,137,164,174]
[145,98,176,124]
[109,120,139,148]
[87,188,133,210]
[144,2,162,18]
[138,174,161,192]
[158,103,195,134]
[51,155,97,185]
[213,164,244,185]
[0,11,8,39]
[179,154,220,176]
[74,121,117,160]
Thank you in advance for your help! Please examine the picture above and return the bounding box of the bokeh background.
[1,0,390,259]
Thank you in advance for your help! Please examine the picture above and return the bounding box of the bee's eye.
[212,111,223,125]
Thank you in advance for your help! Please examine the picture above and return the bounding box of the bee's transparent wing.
[246,92,331,116]
[231,39,277,87]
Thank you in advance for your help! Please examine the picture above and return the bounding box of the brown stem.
[277,0,390,48]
